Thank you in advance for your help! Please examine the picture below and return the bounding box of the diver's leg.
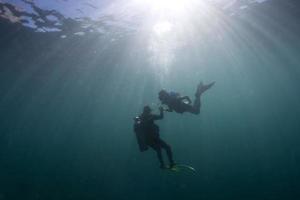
[149,143,165,168]
[189,81,215,114]
[184,95,200,114]
[158,139,175,167]
[156,148,165,168]
[191,95,201,114]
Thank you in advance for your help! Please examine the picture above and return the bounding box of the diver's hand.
[159,106,164,112]
[164,108,173,112]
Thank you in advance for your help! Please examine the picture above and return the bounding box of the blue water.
[1,0,300,199]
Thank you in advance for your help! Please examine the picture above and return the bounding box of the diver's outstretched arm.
[164,105,173,112]
[152,107,164,120]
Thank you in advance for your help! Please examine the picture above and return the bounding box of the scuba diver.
[158,81,215,115]
[134,106,175,169]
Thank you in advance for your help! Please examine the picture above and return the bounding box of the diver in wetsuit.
[134,106,175,169]
[158,81,215,115]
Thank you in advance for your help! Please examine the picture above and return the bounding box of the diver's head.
[159,89,169,101]
[143,105,152,114]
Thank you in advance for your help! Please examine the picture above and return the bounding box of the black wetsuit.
[139,110,174,167]
[165,94,201,114]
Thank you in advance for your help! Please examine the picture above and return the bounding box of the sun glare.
[148,0,186,12]
[130,0,216,73]
[134,0,189,13]
[153,21,172,36]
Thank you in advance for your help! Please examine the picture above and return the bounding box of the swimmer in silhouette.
[158,81,215,115]
[134,106,175,169]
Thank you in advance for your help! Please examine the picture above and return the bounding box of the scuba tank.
[169,91,180,98]
[133,116,148,152]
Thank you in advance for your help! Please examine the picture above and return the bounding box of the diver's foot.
[160,164,167,169]
[195,81,215,97]
[169,163,176,169]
